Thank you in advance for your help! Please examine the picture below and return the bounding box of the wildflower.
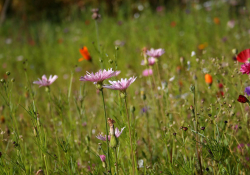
[142,69,153,76]
[146,48,165,58]
[227,20,235,28]
[237,95,248,103]
[33,75,58,87]
[191,51,196,57]
[198,43,208,50]
[141,57,156,66]
[96,127,125,141]
[92,8,101,20]
[245,87,250,96]
[79,46,92,62]
[237,49,250,63]
[79,69,121,88]
[99,155,107,168]
[103,76,136,91]
[213,17,220,24]
[205,74,213,85]
[240,63,250,74]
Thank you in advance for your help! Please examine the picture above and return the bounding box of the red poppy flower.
[237,49,250,63]
[79,46,92,62]
[237,95,248,103]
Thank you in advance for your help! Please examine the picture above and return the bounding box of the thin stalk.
[44,154,49,175]
[114,148,119,175]
[154,63,165,123]
[100,89,111,173]
[124,96,135,175]
[193,89,203,175]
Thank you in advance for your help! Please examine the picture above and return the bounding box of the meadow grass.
[0,2,250,174]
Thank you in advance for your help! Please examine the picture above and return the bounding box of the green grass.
[1,2,250,174]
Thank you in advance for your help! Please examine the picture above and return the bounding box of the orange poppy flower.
[198,42,208,50]
[213,17,220,25]
[79,46,92,62]
[205,74,213,84]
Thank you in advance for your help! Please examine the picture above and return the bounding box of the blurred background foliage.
[0,0,247,23]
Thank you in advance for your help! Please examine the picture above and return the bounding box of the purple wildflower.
[141,57,156,66]
[103,77,136,91]
[245,86,250,96]
[96,127,125,141]
[33,75,58,87]
[99,155,106,162]
[240,63,250,74]
[79,69,120,84]
[146,48,165,58]
[142,69,153,76]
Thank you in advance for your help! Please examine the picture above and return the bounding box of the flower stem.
[100,89,111,173]
[124,97,135,175]
[114,148,119,175]
[44,154,49,175]
[192,88,203,175]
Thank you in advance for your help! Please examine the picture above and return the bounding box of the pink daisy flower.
[240,63,250,74]
[146,48,165,58]
[142,69,153,76]
[103,77,136,91]
[99,155,106,162]
[141,57,156,66]
[237,49,250,63]
[33,75,58,87]
[96,127,125,141]
[79,69,120,84]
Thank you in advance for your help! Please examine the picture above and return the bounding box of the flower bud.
[6,71,10,76]
[11,78,15,82]
[232,48,238,55]
[190,85,195,93]
[130,106,135,113]
[0,79,5,83]
[115,46,119,50]
[108,59,113,64]
[110,135,118,148]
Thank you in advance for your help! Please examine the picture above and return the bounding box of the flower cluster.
[237,49,250,103]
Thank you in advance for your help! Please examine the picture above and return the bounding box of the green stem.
[114,148,119,175]
[44,154,49,175]
[193,88,203,175]
[124,96,135,175]
[100,89,111,173]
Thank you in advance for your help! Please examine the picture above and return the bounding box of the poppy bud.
[189,85,195,93]
[6,71,10,76]
[237,95,248,103]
